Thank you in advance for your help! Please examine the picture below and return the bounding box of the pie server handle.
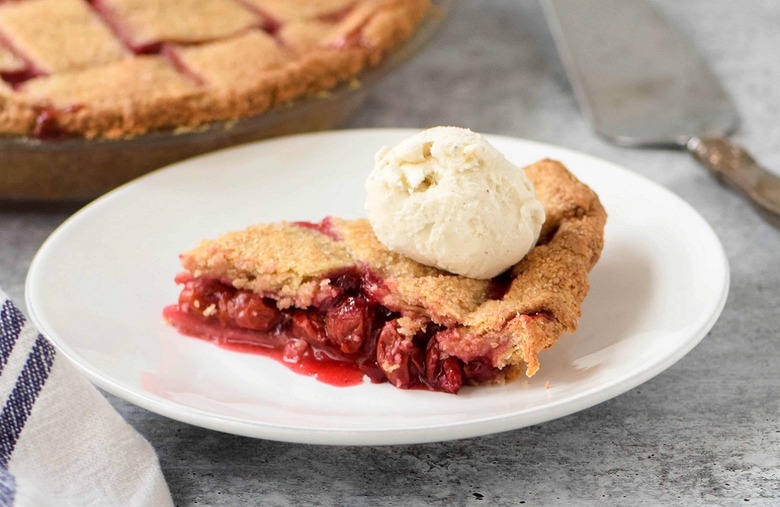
[687,137,780,217]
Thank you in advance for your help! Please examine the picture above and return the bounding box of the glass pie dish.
[0,0,451,202]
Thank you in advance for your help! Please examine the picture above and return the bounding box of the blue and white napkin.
[0,289,173,507]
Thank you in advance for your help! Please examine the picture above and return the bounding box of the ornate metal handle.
[687,136,780,217]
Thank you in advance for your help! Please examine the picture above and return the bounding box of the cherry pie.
[0,0,432,139]
[164,159,607,393]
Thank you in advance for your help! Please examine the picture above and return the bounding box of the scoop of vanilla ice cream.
[365,126,546,279]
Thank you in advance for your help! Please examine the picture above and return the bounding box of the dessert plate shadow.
[25,129,729,445]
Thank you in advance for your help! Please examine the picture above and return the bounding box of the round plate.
[25,129,729,445]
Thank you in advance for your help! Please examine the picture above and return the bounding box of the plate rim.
[25,128,730,445]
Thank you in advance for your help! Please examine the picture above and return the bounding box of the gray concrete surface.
[1,1,779,505]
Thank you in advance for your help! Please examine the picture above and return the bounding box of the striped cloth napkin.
[0,289,173,507]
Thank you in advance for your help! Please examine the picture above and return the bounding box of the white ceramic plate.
[26,129,729,445]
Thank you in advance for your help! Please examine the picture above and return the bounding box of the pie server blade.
[542,0,780,217]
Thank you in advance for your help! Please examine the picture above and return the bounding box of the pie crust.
[0,0,432,139]
[164,159,607,393]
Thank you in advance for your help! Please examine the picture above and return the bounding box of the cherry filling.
[31,106,83,140]
[0,68,39,88]
[163,271,502,393]
[293,217,339,240]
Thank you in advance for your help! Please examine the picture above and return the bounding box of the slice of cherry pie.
[164,159,607,393]
[0,0,433,139]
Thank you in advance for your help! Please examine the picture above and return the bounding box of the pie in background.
[0,0,433,139]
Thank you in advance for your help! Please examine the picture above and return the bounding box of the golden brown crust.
[0,89,37,134]
[172,31,292,86]
[0,0,433,139]
[20,56,205,138]
[181,222,356,308]
[180,160,607,378]
[98,0,261,47]
[0,0,129,73]
[0,45,24,74]
[241,0,360,23]
[21,56,199,103]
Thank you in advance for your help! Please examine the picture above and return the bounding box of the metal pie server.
[542,0,780,217]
